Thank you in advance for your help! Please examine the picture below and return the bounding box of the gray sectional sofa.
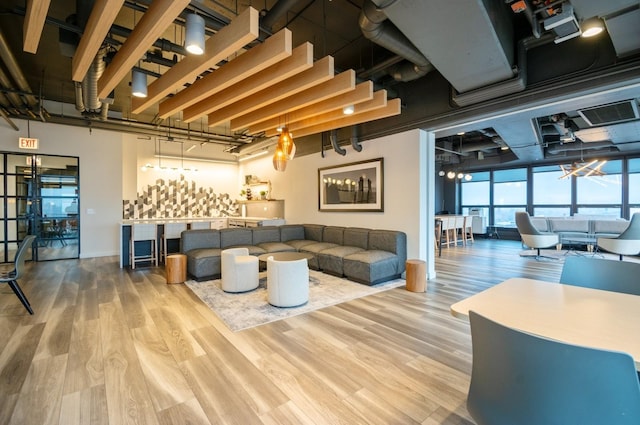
[180,224,407,285]
[530,216,629,245]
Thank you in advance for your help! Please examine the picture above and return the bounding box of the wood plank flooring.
[0,239,563,424]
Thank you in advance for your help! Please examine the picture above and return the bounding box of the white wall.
[0,119,123,258]
[240,129,431,261]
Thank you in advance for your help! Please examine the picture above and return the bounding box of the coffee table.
[257,252,314,263]
[561,235,602,257]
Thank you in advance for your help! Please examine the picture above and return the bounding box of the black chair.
[0,235,36,314]
[467,310,640,425]
[559,256,640,295]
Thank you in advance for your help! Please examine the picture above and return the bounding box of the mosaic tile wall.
[122,175,238,219]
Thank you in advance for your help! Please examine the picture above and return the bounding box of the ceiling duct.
[359,0,433,82]
[546,141,616,155]
[577,100,640,126]
[371,0,515,93]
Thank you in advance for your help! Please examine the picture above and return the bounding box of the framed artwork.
[318,158,384,212]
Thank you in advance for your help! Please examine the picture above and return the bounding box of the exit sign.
[19,137,39,149]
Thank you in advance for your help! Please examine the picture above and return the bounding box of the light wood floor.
[0,239,563,425]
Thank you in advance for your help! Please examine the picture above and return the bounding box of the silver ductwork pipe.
[74,82,85,111]
[546,141,615,155]
[86,48,106,112]
[359,0,433,82]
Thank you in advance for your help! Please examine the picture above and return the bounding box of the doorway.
[2,152,79,262]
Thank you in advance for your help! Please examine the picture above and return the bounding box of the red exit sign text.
[19,137,39,149]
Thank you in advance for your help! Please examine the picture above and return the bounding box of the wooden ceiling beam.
[230,69,355,131]
[182,42,313,123]
[23,0,51,53]
[132,7,259,114]
[72,0,125,82]
[98,0,191,99]
[252,81,373,135]
[207,55,334,128]
[264,89,387,137]
[290,98,401,138]
[159,28,292,119]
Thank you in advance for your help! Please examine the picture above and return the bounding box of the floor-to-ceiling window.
[575,160,622,218]
[2,153,79,262]
[532,165,571,217]
[492,168,527,227]
[457,156,639,227]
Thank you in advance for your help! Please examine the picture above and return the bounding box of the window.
[532,166,571,205]
[576,160,622,205]
[493,168,526,226]
[629,159,640,216]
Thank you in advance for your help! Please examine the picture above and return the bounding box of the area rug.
[185,271,405,331]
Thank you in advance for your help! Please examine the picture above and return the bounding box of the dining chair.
[467,310,640,425]
[0,235,36,314]
[515,212,559,260]
[597,212,640,260]
[559,256,640,295]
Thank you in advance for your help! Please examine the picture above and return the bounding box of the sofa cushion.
[343,227,369,249]
[280,224,305,241]
[300,242,340,269]
[318,245,365,276]
[220,228,253,248]
[186,248,222,280]
[549,219,590,233]
[283,239,317,250]
[322,226,345,245]
[303,224,325,241]
[256,241,296,253]
[252,226,281,244]
[343,250,401,285]
[181,229,220,252]
[592,219,629,235]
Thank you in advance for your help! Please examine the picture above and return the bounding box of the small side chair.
[597,213,640,260]
[221,248,259,293]
[515,212,559,260]
[0,235,36,314]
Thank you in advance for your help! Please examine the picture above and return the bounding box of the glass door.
[2,153,79,262]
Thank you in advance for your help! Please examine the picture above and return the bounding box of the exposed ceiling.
[0,0,639,166]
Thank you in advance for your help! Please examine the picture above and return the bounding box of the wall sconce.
[131,69,147,98]
[185,13,205,55]
[581,17,605,37]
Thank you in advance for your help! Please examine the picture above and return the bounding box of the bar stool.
[162,222,187,262]
[463,216,475,246]
[130,223,158,269]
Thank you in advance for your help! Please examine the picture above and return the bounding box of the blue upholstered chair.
[560,256,640,295]
[467,310,640,425]
[597,213,640,260]
[515,212,559,260]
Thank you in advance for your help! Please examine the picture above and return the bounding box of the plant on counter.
[260,190,267,200]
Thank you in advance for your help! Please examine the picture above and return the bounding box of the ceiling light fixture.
[131,69,147,98]
[185,13,205,55]
[581,17,605,37]
[447,171,456,179]
[343,104,355,115]
[559,159,607,179]
[272,126,295,172]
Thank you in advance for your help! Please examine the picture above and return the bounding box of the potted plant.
[259,190,267,200]
[239,189,246,200]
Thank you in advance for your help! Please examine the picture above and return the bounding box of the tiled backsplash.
[123,175,238,219]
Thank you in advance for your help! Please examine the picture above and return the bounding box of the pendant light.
[277,126,295,160]
[131,69,147,98]
[272,145,287,171]
[185,13,205,55]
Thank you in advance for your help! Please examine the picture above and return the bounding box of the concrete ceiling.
[0,0,639,166]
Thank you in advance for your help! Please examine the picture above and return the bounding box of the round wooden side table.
[405,259,426,292]
[165,254,187,284]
